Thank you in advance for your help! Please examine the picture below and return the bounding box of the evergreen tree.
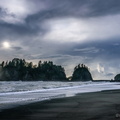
[1,61,4,68]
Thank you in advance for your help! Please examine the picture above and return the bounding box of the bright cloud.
[0,0,46,24]
[97,63,104,73]
[74,47,99,53]
[43,15,120,43]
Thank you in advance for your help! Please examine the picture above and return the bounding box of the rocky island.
[72,64,93,81]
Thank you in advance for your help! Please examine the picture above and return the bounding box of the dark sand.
[1,90,120,120]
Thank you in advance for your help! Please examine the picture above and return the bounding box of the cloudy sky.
[0,0,120,80]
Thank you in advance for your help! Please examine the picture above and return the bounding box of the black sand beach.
[1,90,120,120]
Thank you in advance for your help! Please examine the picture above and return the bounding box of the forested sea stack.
[114,74,120,82]
[72,64,93,81]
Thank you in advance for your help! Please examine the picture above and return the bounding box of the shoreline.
[1,89,120,120]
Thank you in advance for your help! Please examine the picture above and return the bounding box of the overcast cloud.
[0,0,120,79]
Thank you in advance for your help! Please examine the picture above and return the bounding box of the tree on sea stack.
[114,74,120,82]
[71,64,93,81]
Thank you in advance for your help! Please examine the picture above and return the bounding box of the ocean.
[0,81,120,111]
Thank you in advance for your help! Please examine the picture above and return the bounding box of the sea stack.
[71,64,93,81]
[114,74,120,82]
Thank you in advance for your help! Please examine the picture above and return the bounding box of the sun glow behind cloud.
[2,42,10,49]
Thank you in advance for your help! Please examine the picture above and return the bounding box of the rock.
[114,74,120,82]
[116,113,120,118]
[71,64,93,81]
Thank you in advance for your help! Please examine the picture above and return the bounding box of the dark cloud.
[0,22,40,41]
[70,39,120,59]
[11,47,23,51]
[25,0,120,24]
[106,73,114,76]
[89,0,120,16]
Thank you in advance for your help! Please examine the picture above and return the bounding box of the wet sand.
[1,90,120,120]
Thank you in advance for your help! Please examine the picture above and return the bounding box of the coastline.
[1,89,120,120]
